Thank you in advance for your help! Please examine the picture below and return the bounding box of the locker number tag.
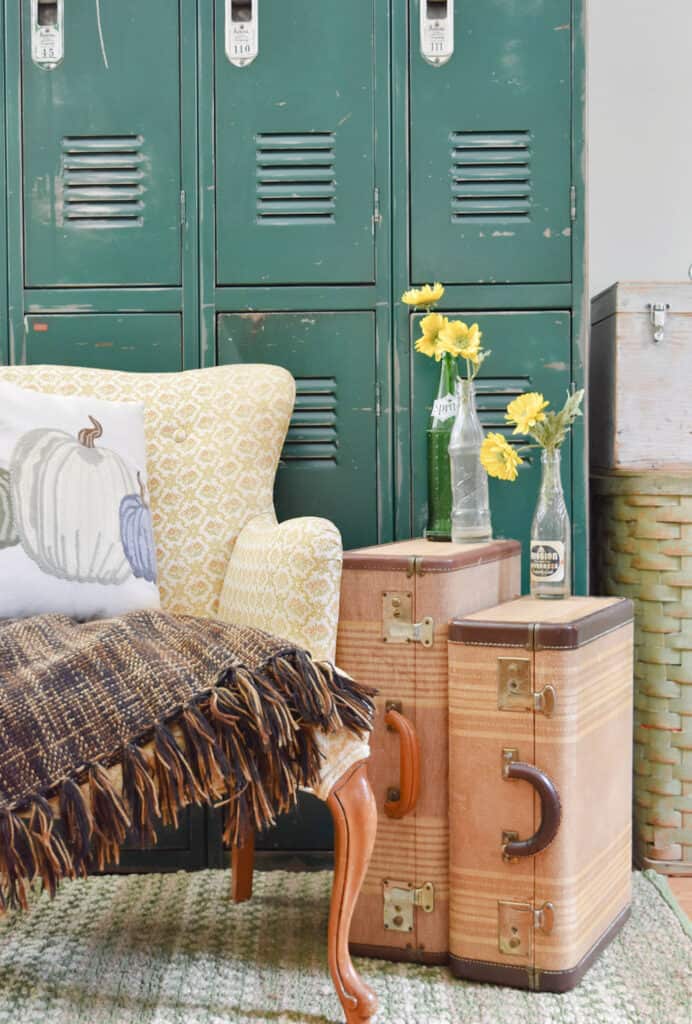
[420,1,454,67]
[225,0,259,68]
[31,0,64,70]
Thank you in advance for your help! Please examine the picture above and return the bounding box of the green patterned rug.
[0,870,689,1023]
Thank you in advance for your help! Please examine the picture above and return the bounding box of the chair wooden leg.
[231,829,255,903]
[327,760,378,1024]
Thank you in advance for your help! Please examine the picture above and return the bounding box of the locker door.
[21,0,182,287]
[215,0,376,286]
[217,312,378,549]
[410,1,572,284]
[24,314,183,371]
[411,311,571,591]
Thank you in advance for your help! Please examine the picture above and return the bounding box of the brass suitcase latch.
[497,658,556,716]
[383,879,435,932]
[498,899,555,958]
[382,592,434,647]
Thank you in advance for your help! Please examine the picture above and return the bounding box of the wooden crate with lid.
[590,281,692,470]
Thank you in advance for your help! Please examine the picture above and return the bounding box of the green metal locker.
[409,0,573,284]
[20,0,183,287]
[218,311,379,550]
[1,1,588,860]
[24,313,183,371]
[214,0,377,286]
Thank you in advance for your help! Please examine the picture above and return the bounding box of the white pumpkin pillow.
[0,381,160,620]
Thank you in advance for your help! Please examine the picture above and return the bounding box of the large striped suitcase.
[336,538,521,963]
[448,596,634,990]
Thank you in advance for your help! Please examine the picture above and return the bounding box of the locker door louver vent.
[61,135,145,229]
[256,132,336,225]
[450,131,532,222]
[282,377,338,464]
[476,377,531,449]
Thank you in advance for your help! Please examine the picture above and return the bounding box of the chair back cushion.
[0,365,295,617]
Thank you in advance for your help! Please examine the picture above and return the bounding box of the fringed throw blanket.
[0,611,375,911]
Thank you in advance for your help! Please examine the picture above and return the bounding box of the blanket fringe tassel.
[0,653,374,911]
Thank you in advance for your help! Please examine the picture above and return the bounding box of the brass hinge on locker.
[569,185,577,222]
[498,899,555,958]
[383,879,435,932]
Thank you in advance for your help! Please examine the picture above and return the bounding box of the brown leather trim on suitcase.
[349,942,449,966]
[449,904,631,992]
[534,601,634,650]
[449,599,633,649]
[343,540,521,574]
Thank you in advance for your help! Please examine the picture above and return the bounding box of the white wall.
[588,1,692,296]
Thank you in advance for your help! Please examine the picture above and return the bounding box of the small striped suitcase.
[336,538,521,963]
[448,596,634,990]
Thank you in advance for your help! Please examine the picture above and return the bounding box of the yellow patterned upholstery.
[0,364,368,801]
[219,510,342,664]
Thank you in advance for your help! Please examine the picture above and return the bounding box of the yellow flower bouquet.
[479,388,584,599]
[403,282,492,542]
[480,390,584,482]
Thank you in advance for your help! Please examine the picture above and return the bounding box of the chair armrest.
[217,511,342,663]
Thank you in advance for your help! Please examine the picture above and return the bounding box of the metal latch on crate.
[382,592,434,647]
[498,900,555,958]
[497,658,556,716]
[648,302,670,344]
[383,880,435,932]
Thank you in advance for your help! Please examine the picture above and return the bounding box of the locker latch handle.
[225,0,259,67]
[31,0,64,70]
[420,0,454,66]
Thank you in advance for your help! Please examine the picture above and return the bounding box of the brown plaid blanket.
[0,611,374,911]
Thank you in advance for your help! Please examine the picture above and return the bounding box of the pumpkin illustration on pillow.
[0,467,18,550]
[10,415,157,586]
[120,472,158,583]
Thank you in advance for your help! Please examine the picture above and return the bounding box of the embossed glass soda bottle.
[448,379,492,542]
[530,448,571,598]
[425,352,458,540]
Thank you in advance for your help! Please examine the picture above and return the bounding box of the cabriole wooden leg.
[231,829,255,903]
[327,761,378,1024]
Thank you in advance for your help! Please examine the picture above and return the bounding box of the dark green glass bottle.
[425,352,458,541]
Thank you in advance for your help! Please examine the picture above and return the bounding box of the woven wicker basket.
[592,470,692,874]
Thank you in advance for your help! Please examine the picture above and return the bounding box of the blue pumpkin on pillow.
[119,472,158,584]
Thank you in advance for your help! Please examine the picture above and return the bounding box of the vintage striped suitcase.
[336,538,521,963]
[448,596,634,990]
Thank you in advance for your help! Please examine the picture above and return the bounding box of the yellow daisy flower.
[505,392,550,435]
[458,324,482,364]
[401,282,445,307]
[414,312,448,358]
[437,319,469,356]
[480,433,523,482]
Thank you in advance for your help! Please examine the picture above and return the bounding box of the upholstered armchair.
[0,363,377,1024]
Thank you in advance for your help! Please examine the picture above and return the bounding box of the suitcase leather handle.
[383,708,421,819]
[502,756,561,859]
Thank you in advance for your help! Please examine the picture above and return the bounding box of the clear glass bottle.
[448,379,492,543]
[530,447,571,598]
[425,352,458,540]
